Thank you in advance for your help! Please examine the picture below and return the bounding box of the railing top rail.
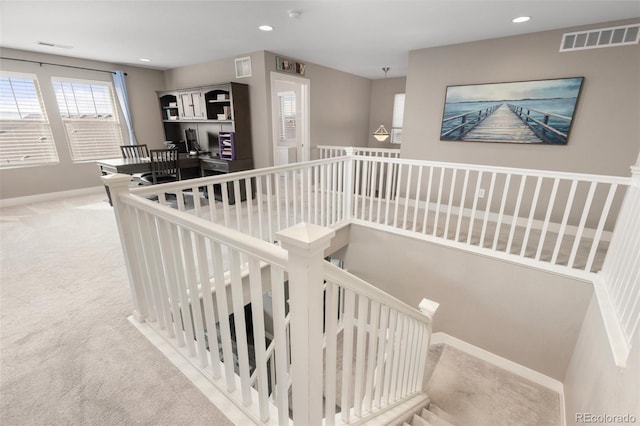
[355,155,633,185]
[119,192,288,267]
[323,261,431,324]
[130,156,349,197]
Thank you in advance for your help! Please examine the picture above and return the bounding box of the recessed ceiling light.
[259,25,274,31]
[37,41,73,49]
[139,58,151,62]
[512,16,531,23]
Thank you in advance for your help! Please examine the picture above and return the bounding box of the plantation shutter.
[392,93,405,129]
[278,91,297,141]
[0,73,59,168]
[52,78,123,161]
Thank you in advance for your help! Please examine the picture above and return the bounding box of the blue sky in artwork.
[446,77,583,103]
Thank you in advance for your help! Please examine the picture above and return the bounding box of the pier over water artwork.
[440,77,584,145]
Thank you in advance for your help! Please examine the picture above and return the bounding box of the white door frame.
[270,71,310,165]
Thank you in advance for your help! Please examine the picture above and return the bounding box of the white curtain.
[112,70,137,145]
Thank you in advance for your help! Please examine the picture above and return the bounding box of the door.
[270,72,310,166]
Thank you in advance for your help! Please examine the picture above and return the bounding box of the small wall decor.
[276,56,306,75]
[440,77,584,145]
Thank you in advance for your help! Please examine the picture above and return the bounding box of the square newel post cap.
[276,222,335,254]
[419,298,440,318]
[101,173,133,188]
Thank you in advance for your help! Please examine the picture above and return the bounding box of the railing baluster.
[373,305,389,408]
[332,161,338,224]
[181,230,208,367]
[506,175,527,254]
[354,158,362,221]
[270,265,290,425]
[384,161,394,226]
[210,241,235,391]
[433,168,445,237]
[402,164,413,230]
[307,166,313,223]
[422,166,434,234]
[364,300,380,414]
[552,179,578,265]
[337,159,344,222]
[585,183,617,272]
[520,176,543,257]
[444,168,457,239]
[412,165,424,233]
[467,170,484,245]
[255,176,264,240]
[376,161,386,224]
[389,314,404,402]
[353,294,368,417]
[324,281,339,425]
[369,159,378,223]
[284,172,291,228]
[341,288,356,422]
[248,257,270,421]
[480,172,497,248]
[393,164,404,228]
[492,173,511,250]
[382,310,397,405]
[536,178,560,261]
[456,169,470,242]
[229,249,252,405]
[195,234,222,379]
[568,181,597,268]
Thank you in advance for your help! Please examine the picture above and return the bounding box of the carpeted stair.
[400,399,456,426]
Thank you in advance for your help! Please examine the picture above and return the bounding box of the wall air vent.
[235,56,252,78]
[560,23,640,52]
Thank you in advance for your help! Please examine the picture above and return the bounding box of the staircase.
[400,400,456,426]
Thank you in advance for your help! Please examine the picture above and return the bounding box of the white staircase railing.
[105,173,437,425]
[104,148,638,423]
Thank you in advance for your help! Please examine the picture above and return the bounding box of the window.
[392,93,405,129]
[52,78,123,161]
[0,72,59,168]
[278,91,297,141]
[391,93,406,144]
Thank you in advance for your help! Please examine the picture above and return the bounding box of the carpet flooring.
[0,193,233,426]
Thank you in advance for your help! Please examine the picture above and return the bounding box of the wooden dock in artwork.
[461,104,541,143]
[441,102,572,144]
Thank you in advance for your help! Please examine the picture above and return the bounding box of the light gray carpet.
[0,193,233,426]
[425,344,561,426]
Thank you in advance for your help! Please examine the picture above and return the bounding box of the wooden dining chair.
[120,144,150,159]
[142,149,180,185]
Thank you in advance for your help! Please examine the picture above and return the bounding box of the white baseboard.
[0,186,105,208]
[430,332,566,426]
[128,316,258,426]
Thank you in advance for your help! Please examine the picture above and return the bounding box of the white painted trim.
[430,332,566,426]
[128,316,261,426]
[592,275,631,367]
[0,186,104,208]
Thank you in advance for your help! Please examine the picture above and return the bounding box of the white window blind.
[52,78,123,161]
[392,93,406,129]
[0,73,59,168]
[278,91,297,141]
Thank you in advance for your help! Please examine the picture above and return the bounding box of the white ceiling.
[1,1,639,79]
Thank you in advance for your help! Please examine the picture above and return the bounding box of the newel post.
[276,223,335,425]
[418,298,440,391]
[102,173,147,323]
[344,147,355,220]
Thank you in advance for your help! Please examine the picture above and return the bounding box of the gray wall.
[341,224,594,381]
[368,76,406,149]
[0,48,165,199]
[162,51,272,169]
[563,296,639,424]
[402,19,640,177]
[264,51,372,159]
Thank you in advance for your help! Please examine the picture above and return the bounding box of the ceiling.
[1,1,639,79]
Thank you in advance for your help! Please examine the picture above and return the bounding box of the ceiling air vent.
[235,56,252,78]
[560,23,640,52]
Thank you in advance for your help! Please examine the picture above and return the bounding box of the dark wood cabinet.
[157,82,253,167]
